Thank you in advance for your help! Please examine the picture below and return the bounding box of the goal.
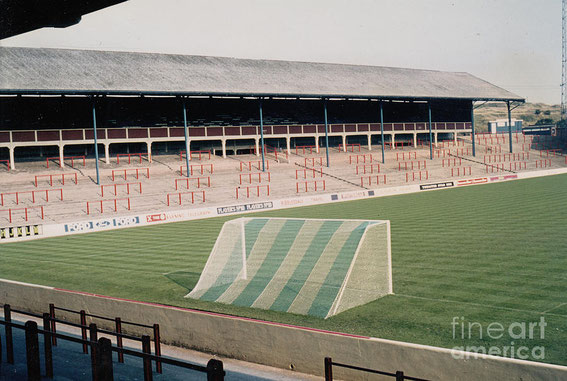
[187,217,392,318]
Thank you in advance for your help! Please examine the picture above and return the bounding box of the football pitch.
[2,174,566,365]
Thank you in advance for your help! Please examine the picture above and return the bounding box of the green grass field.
[2,174,566,365]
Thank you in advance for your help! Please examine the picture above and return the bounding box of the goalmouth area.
[1,173,566,369]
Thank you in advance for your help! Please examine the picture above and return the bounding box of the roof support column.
[259,98,266,172]
[9,146,15,170]
[471,101,476,157]
[507,101,513,153]
[182,97,191,177]
[323,98,330,167]
[428,102,433,160]
[380,101,385,164]
[91,97,100,185]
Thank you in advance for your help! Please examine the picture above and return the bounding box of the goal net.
[186,217,392,318]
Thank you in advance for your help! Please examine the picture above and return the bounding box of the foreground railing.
[1,304,224,380]
[324,357,430,381]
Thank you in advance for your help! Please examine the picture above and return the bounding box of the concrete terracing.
[0,133,565,228]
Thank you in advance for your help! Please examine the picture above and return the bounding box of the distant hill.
[473,102,561,133]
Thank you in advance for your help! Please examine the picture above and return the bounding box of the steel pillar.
[92,98,100,185]
[380,101,385,164]
[471,101,476,157]
[324,99,330,167]
[507,101,513,153]
[428,102,433,160]
[182,98,191,177]
[259,99,266,172]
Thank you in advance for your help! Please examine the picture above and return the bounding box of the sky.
[1,0,562,104]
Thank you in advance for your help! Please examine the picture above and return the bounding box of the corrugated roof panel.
[0,47,523,101]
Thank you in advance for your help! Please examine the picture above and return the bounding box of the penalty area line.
[395,294,567,318]
[542,303,567,314]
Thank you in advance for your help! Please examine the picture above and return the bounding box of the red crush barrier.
[34,173,78,187]
[1,206,44,223]
[395,152,417,161]
[485,164,505,173]
[360,175,386,186]
[305,157,324,167]
[442,158,462,167]
[86,198,131,214]
[394,141,412,149]
[174,177,211,190]
[235,185,270,199]
[535,159,552,168]
[483,154,502,163]
[435,140,464,148]
[503,152,530,161]
[398,161,426,171]
[355,164,380,175]
[239,172,271,184]
[250,145,288,161]
[101,182,142,197]
[338,143,361,152]
[405,171,428,182]
[117,153,149,164]
[484,146,502,154]
[296,180,326,193]
[451,167,472,177]
[180,163,214,176]
[509,162,527,171]
[295,168,323,179]
[239,161,268,172]
[179,150,211,161]
[167,191,206,206]
[1,189,63,206]
[348,154,372,164]
[111,168,149,181]
[46,156,86,168]
[295,145,318,155]
[433,149,451,158]
[540,149,562,158]
[0,159,10,170]
[453,148,470,156]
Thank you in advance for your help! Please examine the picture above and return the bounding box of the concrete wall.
[1,279,566,381]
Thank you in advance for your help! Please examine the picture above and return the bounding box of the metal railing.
[324,357,430,381]
[47,303,162,372]
[1,307,224,381]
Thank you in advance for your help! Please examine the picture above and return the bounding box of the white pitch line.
[396,294,567,318]
[542,302,567,314]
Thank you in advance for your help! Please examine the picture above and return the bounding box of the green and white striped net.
[187,217,392,318]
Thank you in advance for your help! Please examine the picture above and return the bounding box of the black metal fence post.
[90,323,99,381]
[42,313,53,378]
[115,317,124,363]
[142,335,153,381]
[153,323,162,373]
[97,338,113,381]
[4,304,14,364]
[207,359,224,381]
[49,303,57,346]
[25,321,41,381]
[80,310,88,354]
[324,357,333,381]
[396,371,405,381]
